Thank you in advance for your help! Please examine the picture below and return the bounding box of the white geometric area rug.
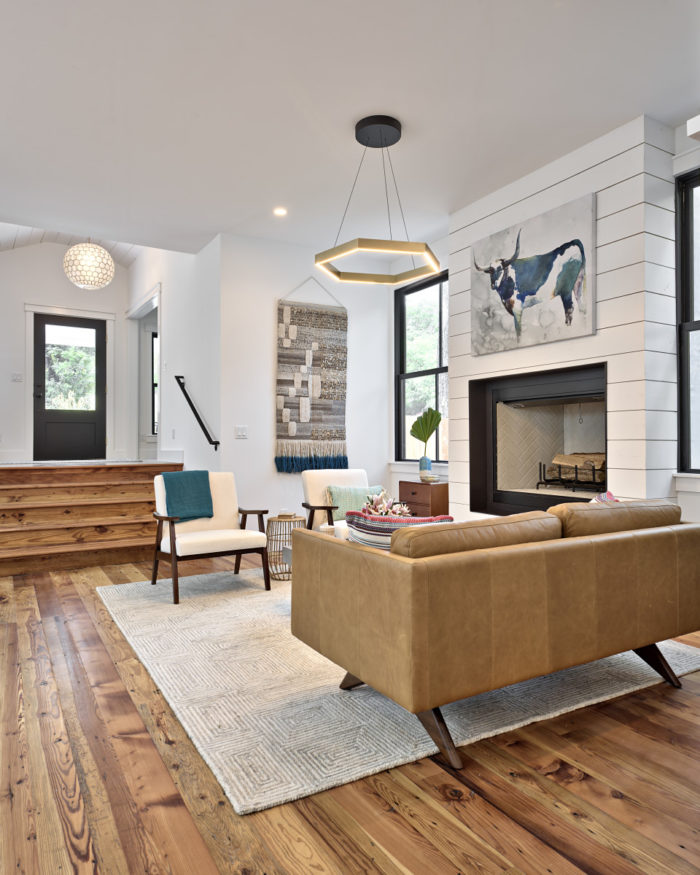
[97,571,700,815]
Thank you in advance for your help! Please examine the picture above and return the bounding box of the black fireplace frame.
[469,363,607,515]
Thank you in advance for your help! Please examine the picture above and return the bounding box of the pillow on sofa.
[327,485,383,521]
[390,511,561,558]
[346,511,453,550]
[547,498,681,537]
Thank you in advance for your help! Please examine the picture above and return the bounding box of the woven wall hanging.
[274,280,348,473]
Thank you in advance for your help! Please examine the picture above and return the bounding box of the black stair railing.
[174,375,220,451]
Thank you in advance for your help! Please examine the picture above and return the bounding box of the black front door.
[33,314,107,460]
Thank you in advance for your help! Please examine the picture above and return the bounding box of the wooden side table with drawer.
[398,480,449,517]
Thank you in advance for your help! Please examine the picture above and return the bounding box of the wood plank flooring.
[1,556,699,874]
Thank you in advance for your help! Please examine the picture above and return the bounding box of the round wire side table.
[266,514,305,580]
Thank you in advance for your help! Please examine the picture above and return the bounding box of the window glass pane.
[438,371,449,461]
[694,188,700,320]
[44,324,96,411]
[441,281,449,367]
[405,286,439,372]
[690,330,700,469]
[404,375,437,459]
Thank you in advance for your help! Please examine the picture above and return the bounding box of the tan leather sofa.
[291,499,700,767]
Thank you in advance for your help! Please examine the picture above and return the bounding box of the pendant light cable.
[386,146,416,268]
[382,147,393,240]
[333,146,368,247]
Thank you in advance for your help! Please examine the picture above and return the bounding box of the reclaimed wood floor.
[1,556,699,874]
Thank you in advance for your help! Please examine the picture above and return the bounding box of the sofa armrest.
[291,528,422,710]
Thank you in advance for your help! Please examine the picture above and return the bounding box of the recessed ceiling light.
[273,206,288,217]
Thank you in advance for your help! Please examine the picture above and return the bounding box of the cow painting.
[470,195,596,355]
[473,230,586,341]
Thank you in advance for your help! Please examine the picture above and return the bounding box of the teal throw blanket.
[162,470,213,522]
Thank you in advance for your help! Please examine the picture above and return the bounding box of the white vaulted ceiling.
[1,0,700,254]
[0,223,143,267]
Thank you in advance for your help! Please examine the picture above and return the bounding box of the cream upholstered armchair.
[151,471,270,603]
[301,468,369,539]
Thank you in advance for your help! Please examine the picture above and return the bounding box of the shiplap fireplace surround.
[446,116,677,520]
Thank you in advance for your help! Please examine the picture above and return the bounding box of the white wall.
[218,233,393,513]
[0,242,134,460]
[447,116,677,518]
[129,238,222,471]
[129,233,393,514]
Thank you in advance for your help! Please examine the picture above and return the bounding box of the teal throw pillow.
[327,484,383,521]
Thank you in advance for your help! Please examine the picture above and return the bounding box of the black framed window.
[394,271,449,460]
[151,331,159,436]
[677,170,700,472]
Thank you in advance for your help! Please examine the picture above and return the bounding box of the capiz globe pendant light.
[315,116,440,285]
[63,242,115,290]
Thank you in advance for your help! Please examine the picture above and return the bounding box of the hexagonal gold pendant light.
[315,116,440,286]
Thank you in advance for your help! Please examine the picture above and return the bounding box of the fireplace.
[469,364,606,515]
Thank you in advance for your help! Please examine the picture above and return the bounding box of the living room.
[1,2,700,872]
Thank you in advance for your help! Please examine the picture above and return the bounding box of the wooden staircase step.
[0,537,155,576]
[0,517,155,549]
[0,480,157,504]
[0,462,182,486]
[0,498,156,526]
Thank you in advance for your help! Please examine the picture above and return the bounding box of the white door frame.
[24,303,116,461]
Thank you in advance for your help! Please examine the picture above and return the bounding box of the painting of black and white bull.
[470,195,595,355]
[474,230,585,339]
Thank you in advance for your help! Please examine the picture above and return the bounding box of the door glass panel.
[44,324,96,411]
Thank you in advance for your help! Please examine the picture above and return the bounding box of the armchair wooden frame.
[151,507,271,604]
[301,501,338,530]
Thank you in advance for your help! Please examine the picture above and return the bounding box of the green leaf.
[409,407,442,445]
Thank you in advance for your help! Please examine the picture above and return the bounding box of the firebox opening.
[496,398,606,498]
[469,363,607,515]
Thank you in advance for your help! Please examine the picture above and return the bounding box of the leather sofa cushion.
[390,510,560,558]
[547,498,681,537]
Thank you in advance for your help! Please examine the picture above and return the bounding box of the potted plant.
[410,407,442,481]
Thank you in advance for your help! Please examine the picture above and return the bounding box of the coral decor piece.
[361,490,412,517]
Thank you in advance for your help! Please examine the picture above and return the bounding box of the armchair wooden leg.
[416,708,463,769]
[634,643,682,688]
[339,672,364,690]
[234,554,242,575]
[260,547,271,591]
[171,551,179,605]
[151,520,162,585]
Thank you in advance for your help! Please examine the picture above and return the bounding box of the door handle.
[33,392,43,399]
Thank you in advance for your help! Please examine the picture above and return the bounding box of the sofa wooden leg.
[234,553,242,575]
[339,672,364,690]
[634,643,681,688]
[151,555,159,585]
[417,708,463,769]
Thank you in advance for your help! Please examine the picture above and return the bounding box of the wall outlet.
[11,373,23,382]
[235,425,248,439]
